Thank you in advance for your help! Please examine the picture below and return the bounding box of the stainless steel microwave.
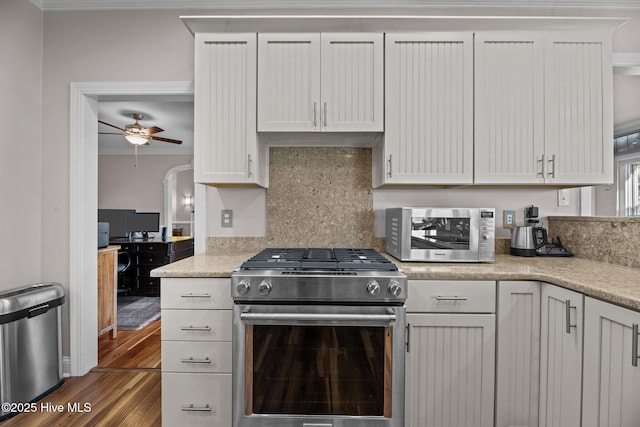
[385,207,495,263]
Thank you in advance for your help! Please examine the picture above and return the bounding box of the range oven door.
[232,304,405,427]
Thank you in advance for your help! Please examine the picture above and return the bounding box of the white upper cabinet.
[194,33,266,186]
[379,33,474,186]
[474,33,545,184]
[257,33,383,132]
[544,33,613,185]
[475,32,613,185]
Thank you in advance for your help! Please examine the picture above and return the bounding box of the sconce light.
[184,195,193,208]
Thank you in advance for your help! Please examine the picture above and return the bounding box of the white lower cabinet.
[161,278,233,426]
[405,280,496,427]
[495,281,541,427]
[539,283,583,427]
[583,297,640,427]
[162,373,232,426]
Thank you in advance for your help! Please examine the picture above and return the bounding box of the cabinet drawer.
[162,341,232,373]
[161,278,232,309]
[162,372,231,427]
[137,253,167,265]
[407,280,496,313]
[137,243,167,254]
[162,309,232,341]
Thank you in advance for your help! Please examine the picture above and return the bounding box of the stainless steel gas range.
[231,248,407,427]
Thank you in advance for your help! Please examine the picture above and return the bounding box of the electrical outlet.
[503,210,516,228]
[221,209,233,228]
[557,189,570,207]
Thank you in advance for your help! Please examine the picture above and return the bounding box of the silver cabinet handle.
[435,296,468,301]
[323,102,327,127]
[181,404,213,412]
[537,155,545,177]
[180,293,212,299]
[565,299,577,334]
[180,326,212,332]
[406,323,411,353]
[547,154,556,178]
[633,323,639,367]
[387,155,392,178]
[247,154,252,178]
[313,102,317,127]
[181,357,213,365]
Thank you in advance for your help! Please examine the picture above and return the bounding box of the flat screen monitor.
[125,212,160,234]
[98,209,135,238]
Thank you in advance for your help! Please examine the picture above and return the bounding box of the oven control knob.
[388,280,402,297]
[258,280,272,296]
[236,279,251,295]
[366,280,381,296]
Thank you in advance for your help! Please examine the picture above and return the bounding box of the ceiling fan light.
[125,134,149,145]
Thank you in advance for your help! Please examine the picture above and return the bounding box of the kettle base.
[510,247,537,257]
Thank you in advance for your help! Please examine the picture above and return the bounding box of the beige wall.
[41,10,195,357]
[0,0,42,290]
[98,154,193,229]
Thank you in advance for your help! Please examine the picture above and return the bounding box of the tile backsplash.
[548,216,640,268]
[208,146,375,253]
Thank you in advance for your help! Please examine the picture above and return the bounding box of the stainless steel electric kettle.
[510,226,548,257]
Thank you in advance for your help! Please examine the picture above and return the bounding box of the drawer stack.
[161,278,232,426]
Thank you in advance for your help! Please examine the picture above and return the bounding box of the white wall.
[0,0,42,290]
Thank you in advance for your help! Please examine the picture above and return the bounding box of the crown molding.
[35,0,640,11]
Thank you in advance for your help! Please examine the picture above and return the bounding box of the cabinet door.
[583,297,640,427]
[539,283,583,427]
[320,33,383,132]
[544,33,613,185]
[384,33,473,185]
[257,33,320,131]
[495,281,540,427]
[194,33,261,185]
[405,313,495,427]
[474,33,545,184]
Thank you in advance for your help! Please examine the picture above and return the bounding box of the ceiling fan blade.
[144,126,164,135]
[98,132,124,135]
[98,120,125,132]
[150,135,183,144]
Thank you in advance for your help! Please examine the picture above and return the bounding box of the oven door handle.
[240,309,397,324]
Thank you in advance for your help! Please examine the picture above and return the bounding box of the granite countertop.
[151,253,640,311]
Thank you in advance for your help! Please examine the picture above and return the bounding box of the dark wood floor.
[97,318,161,370]
[3,318,162,426]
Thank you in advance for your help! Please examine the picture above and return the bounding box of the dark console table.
[111,237,194,296]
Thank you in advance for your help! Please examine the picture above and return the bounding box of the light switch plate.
[221,209,233,228]
[503,210,516,228]
[558,189,570,207]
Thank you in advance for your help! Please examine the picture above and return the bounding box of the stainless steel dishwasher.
[0,283,65,420]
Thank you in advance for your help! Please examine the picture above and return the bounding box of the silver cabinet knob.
[258,280,272,296]
[388,280,402,297]
[236,279,251,295]
[366,280,381,296]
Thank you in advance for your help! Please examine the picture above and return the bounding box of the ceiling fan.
[98,113,182,146]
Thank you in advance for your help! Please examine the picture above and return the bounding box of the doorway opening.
[70,82,195,376]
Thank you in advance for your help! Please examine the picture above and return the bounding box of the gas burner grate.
[240,248,397,271]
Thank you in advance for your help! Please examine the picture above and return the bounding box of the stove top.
[233,248,406,303]
[239,248,397,271]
